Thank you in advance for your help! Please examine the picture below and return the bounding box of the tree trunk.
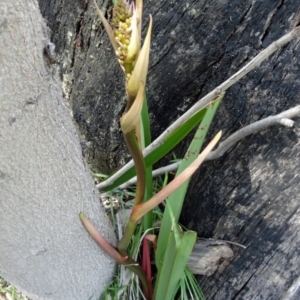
[0,1,116,299]
[37,0,300,299]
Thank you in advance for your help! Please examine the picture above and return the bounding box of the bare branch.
[206,105,300,161]
[97,26,300,191]
[118,106,300,189]
[277,118,294,127]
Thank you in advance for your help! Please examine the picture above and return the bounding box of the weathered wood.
[37,0,300,298]
[187,240,234,276]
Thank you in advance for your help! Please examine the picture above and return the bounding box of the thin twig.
[206,106,300,160]
[118,106,300,189]
[97,26,300,191]
[198,238,247,249]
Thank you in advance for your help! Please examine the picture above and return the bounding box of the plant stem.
[123,130,146,206]
[117,219,137,255]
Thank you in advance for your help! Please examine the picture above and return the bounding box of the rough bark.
[0,1,116,299]
[38,0,126,174]
[37,0,300,299]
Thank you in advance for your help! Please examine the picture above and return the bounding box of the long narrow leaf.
[79,212,127,264]
[153,230,177,297]
[156,94,223,268]
[140,93,153,230]
[167,231,197,299]
[80,212,150,298]
[140,94,151,150]
[93,0,118,51]
[153,225,196,300]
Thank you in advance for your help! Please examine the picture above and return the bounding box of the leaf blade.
[155,94,223,268]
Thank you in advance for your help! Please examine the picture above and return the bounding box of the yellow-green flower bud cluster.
[112,1,134,68]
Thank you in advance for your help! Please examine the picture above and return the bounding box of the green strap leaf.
[153,226,197,300]
[156,93,224,269]
[140,93,153,230]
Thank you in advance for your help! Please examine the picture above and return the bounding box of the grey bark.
[0,1,116,300]
[37,0,300,299]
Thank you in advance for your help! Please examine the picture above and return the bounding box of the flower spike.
[94,0,150,79]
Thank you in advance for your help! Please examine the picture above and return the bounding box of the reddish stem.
[142,238,153,299]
